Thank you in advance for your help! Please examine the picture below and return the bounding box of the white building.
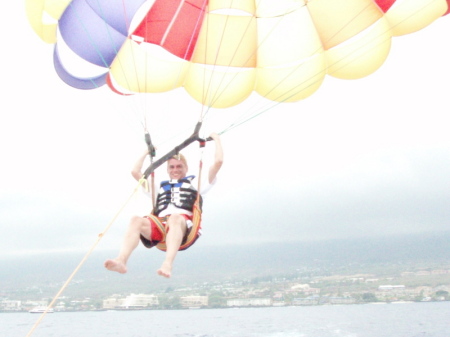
[227,298,272,307]
[0,300,22,311]
[378,285,406,291]
[292,296,319,306]
[180,295,208,308]
[103,297,124,309]
[103,294,159,309]
[290,284,320,295]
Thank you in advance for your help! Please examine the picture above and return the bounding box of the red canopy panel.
[132,0,208,60]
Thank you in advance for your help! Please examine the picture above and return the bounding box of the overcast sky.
[1,3,449,256]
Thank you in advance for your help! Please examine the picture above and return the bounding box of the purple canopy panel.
[59,0,136,67]
[53,45,108,90]
[86,0,147,36]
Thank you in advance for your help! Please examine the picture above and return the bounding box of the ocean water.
[2,301,450,337]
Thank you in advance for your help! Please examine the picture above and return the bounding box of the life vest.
[153,175,202,216]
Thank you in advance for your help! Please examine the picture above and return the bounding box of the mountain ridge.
[2,231,449,299]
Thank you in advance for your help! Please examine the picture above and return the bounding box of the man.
[104,133,223,278]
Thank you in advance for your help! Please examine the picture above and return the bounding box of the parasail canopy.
[26,0,449,108]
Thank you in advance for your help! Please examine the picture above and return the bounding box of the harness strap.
[144,214,168,240]
[155,199,202,251]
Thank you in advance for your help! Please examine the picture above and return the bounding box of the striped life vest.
[154,175,202,216]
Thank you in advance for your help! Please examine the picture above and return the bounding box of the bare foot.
[104,259,127,274]
[157,261,172,278]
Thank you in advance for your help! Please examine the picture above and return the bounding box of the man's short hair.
[169,153,187,167]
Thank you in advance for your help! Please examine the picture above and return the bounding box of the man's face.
[167,158,188,180]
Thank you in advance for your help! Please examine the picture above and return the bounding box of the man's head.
[167,154,188,180]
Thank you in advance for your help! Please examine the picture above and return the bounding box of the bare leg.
[104,216,151,274]
[157,214,187,278]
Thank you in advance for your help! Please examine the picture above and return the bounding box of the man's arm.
[131,150,149,181]
[208,133,224,184]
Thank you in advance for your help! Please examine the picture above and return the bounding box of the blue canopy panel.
[53,45,107,90]
[58,0,145,67]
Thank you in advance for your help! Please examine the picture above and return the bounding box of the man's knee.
[129,216,148,231]
[167,214,187,230]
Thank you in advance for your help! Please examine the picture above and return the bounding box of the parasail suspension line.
[25,179,148,337]
[144,130,157,208]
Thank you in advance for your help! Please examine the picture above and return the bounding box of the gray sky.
[1,3,449,255]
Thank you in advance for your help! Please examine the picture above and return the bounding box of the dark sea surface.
[2,301,450,337]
